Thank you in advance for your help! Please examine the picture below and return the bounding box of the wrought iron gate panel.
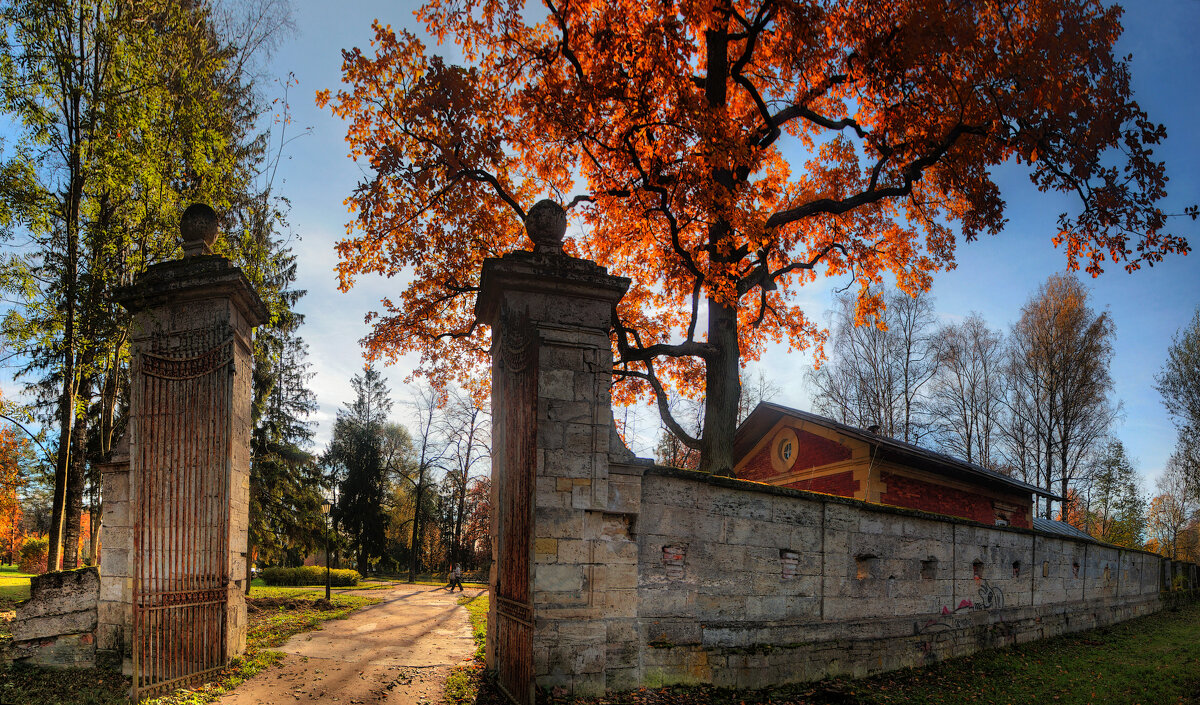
[132,333,233,700]
[495,310,537,705]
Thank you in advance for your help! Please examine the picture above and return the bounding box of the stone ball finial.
[180,203,219,256]
[525,199,567,253]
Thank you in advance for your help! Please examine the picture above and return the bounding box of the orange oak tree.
[319,0,1190,474]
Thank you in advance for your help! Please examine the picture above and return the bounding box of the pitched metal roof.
[1032,517,1095,541]
[734,402,1061,501]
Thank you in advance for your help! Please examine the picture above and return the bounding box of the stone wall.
[12,567,100,668]
[480,232,1183,701]
[623,465,1161,689]
[528,437,1171,696]
[96,446,131,670]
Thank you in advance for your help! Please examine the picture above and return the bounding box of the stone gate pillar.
[476,201,632,702]
[105,204,266,693]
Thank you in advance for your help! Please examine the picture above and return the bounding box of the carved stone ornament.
[525,199,566,254]
[142,336,233,380]
[499,307,536,374]
[180,203,220,257]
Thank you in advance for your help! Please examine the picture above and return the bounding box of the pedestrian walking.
[447,564,464,592]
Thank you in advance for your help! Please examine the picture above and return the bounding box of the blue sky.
[233,1,1195,487]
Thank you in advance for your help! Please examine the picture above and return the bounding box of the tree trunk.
[408,470,426,581]
[699,298,740,475]
[453,471,466,566]
[47,414,71,572]
[696,15,741,475]
[62,413,88,570]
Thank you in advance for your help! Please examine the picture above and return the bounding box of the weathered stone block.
[596,538,638,565]
[18,568,99,619]
[543,448,594,479]
[536,506,585,538]
[607,475,642,514]
[13,632,96,668]
[536,564,585,592]
[539,369,575,400]
[557,538,589,563]
[95,622,122,652]
[13,609,97,642]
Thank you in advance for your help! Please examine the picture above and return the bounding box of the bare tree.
[1156,307,1200,491]
[929,314,1005,467]
[808,287,939,443]
[1147,450,1200,560]
[440,389,489,569]
[404,384,447,581]
[1002,275,1118,520]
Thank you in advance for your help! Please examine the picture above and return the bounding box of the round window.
[769,428,800,473]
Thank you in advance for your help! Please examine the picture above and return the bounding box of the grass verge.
[551,600,1200,705]
[444,592,499,705]
[0,585,380,705]
[0,564,34,603]
[249,575,419,591]
[0,564,35,647]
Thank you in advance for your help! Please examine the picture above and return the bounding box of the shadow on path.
[219,585,485,705]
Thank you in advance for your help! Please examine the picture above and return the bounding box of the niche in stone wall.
[780,549,800,580]
[662,544,686,580]
[855,554,878,580]
[920,557,938,580]
[1072,561,1081,578]
[972,560,984,579]
[1012,561,1022,578]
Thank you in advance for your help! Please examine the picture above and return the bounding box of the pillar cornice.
[475,250,629,328]
[115,255,268,327]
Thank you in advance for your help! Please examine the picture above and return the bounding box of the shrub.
[18,535,48,575]
[260,566,360,587]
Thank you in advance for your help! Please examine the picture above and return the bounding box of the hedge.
[259,566,360,587]
[18,536,48,575]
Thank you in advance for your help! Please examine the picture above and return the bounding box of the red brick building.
[733,403,1057,529]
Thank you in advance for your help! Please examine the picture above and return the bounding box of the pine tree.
[325,367,393,573]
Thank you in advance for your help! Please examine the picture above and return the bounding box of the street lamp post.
[321,500,332,601]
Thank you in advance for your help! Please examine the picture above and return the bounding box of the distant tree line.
[807,272,1120,524]
[319,366,491,578]
[656,274,1200,559]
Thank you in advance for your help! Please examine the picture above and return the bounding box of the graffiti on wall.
[915,577,1006,658]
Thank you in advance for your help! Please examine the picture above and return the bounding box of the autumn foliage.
[320,1,1189,472]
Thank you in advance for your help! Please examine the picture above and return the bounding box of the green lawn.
[0,564,34,603]
[0,564,34,646]
[444,593,493,705]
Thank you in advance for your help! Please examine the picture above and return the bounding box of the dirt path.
[219,585,485,705]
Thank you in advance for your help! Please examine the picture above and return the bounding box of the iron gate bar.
[132,336,232,700]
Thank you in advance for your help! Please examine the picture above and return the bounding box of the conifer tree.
[325,367,393,573]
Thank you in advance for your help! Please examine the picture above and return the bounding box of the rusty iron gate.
[494,310,537,705]
[132,334,233,700]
